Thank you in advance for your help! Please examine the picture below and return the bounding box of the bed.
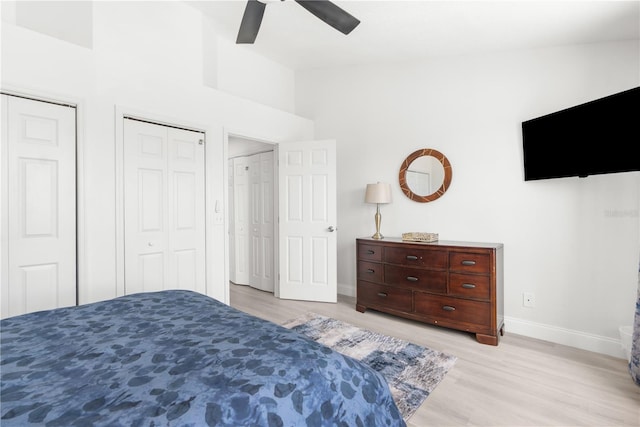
[0,289,405,426]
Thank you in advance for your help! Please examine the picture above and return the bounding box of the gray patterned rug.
[282,313,457,420]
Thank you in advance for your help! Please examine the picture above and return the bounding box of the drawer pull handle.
[461,283,476,289]
[406,276,419,282]
[367,250,375,255]
[377,292,388,298]
[442,305,456,311]
[406,255,418,260]
[461,260,476,266]
[366,269,375,273]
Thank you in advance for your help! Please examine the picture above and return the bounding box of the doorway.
[227,136,338,303]
[228,136,276,293]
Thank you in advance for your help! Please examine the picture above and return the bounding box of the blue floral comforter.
[1,290,405,426]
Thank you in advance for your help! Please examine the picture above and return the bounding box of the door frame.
[0,85,86,306]
[114,106,220,300]
[225,132,279,295]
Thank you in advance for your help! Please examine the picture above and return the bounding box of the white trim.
[114,105,224,302]
[338,282,355,298]
[222,131,230,305]
[0,85,87,306]
[504,315,626,359]
[1,95,8,316]
[331,283,629,359]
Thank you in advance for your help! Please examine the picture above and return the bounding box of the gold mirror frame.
[399,148,452,203]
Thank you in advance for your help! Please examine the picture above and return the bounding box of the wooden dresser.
[356,237,504,345]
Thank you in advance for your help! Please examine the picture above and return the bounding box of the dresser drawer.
[449,252,491,274]
[449,273,490,300]
[358,243,383,261]
[384,247,447,269]
[357,282,412,312]
[414,293,490,327]
[385,265,446,293]
[357,261,383,283]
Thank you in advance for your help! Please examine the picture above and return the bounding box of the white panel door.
[232,156,250,285]
[1,94,76,318]
[249,151,274,292]
[123,119,205,295]
[228,158,236,283]
[277,140,337,302]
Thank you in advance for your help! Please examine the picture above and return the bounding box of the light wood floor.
[230,283,640,426]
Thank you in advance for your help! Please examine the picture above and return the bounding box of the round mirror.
[399,149,452,202]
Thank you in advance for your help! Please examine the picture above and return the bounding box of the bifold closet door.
[231,156,250,286]
[1,94,77,319]
[123,119,206,295]
[249,151,274,292]
[228,159,236,283]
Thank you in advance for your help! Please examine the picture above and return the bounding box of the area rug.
[282,313,457,420]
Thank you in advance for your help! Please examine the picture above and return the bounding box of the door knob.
[327,226,337,232]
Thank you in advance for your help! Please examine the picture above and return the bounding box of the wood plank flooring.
[230,283,640,426]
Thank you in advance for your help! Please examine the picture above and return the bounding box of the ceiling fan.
[236,0,360,44]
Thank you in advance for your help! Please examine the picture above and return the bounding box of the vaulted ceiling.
[188,0,640,71]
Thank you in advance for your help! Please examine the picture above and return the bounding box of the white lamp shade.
[365,182,392,204]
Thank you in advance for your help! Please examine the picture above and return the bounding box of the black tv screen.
[521,87,640,181]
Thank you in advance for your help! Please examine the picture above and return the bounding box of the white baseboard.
[338,283,628,360]
[504,316,627,360]
[338,283,355,298]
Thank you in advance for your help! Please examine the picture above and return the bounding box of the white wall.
[212,37,296,114]
[295,40,640,358]
[1,1,313,305]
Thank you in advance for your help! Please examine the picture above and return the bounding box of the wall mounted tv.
[521,86,639,181]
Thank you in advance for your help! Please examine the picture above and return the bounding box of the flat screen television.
[521,86,640,181]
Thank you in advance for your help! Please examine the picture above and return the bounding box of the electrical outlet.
[523,292,535,308]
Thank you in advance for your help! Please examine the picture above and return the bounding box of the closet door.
[231,157,250,285]
[228,159,236,283]
[249,152,274,292]
[123,119,205,294]
[1,94,76,318]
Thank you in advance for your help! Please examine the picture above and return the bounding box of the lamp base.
[372,207,384,240]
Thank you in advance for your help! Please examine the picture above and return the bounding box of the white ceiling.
[187,0,640,71]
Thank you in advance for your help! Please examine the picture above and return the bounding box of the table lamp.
[364,182,392,239]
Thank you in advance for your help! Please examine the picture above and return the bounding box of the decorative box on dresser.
[356,237,504,345]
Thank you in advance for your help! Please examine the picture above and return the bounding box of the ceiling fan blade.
[294,0,360,35]
[237,0,267,44]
